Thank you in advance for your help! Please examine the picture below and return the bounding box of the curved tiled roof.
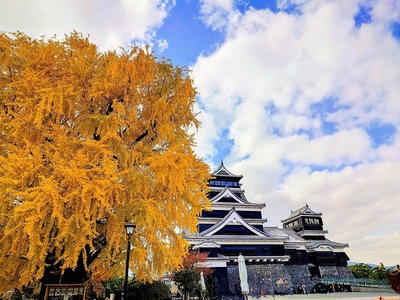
[281,204,322,223]
[209,186,249,204]
[307,238,349,250]
[199,208,273,238]
[212,161,243,178]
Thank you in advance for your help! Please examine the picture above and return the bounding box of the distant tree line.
[349,263,390,280]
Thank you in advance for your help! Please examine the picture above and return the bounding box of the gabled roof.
[191,239,221,249]
[307,239,349,251]
[212,162,243,179]
[271,228,308,250]
[279,228,307,241]
[265,227,305,243]
[210,186,249,204]
[199,208,272,238]
[281,204,322,223]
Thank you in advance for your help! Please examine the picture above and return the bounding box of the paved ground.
[268,292,400,299]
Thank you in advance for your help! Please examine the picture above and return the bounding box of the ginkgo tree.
[0,32,210,294]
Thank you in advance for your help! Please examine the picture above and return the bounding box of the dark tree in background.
[172,250,213,300]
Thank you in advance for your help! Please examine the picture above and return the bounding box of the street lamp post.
[124,223,136,300]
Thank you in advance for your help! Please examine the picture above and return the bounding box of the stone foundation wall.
[226,265,241,299]
[337,266,354,278]
[319,265,353,279]
[285,264,313,293]
[218,264,353,299]
[319,265,339,277]
[223,264,293,299]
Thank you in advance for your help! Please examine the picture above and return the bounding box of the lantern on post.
[123,223,136,300]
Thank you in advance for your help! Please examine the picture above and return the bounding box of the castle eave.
[188,236,288,244]
[298,230,328,236]
[198,217,268,224]
[211,203,266,210]
[227,255,291,263]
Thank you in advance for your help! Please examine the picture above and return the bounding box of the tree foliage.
[370,266,388,281]
[0,32,210,293]
[173,269,200,300]
[181,249,213,276]
[349,263,373,278]
[130,281,170,300]
[349,263,390,282]
[172,250,213,299]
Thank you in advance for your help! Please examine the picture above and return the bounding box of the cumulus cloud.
[199,0,239,31]
[0,0,175,50]
[272,162,400,265]
[157,38,169,52]
[193,0,400,265]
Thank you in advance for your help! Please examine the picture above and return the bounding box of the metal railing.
[320,276,391,289]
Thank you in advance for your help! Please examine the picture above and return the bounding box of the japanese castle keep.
[186,162,353,298]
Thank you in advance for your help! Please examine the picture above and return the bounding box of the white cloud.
[272,162,400,266]
[378,133,400,161]
[0,0,175,50]
[190,104,220,165]
[157,38,169,52]
[193,0,400,162]
[371,0,400,24]
[282,129,373,166]
[199,0,239,31]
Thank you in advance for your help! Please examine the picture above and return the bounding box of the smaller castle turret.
[281,204,352,278]
[281,204,327,240]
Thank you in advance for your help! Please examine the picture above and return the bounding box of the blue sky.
[154,0,222,66]
[1,0,400,266]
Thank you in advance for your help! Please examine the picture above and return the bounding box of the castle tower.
[186,162,291,298]
[281,205,352,278]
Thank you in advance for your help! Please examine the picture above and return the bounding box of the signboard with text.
[44,284,87,300]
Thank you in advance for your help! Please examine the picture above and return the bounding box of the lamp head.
[124,222,136,235]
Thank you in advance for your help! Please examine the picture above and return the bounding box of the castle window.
[209,180,238,187]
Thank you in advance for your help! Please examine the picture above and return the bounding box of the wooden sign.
[44,283,87,300]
